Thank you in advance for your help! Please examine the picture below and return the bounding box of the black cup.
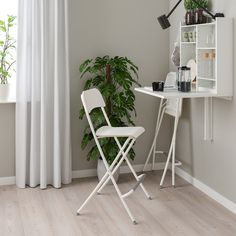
[152,81,164,92]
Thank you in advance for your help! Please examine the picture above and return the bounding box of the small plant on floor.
[79,56,141,165]
[0,15,17,84]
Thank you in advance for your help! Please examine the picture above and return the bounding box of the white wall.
[169,0,236,204]
[69,0,171,171]
[0,105,15,177]
[0,0,171,177]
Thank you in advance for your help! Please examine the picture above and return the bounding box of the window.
[0,0,17,101]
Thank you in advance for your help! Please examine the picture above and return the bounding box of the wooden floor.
[1,171,236,236]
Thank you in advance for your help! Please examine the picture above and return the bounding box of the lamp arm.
[191,0,216,19]
[167,0,183,18]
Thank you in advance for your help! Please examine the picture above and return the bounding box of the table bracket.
[204,97,213,142]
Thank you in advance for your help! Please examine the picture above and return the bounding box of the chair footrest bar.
[121,174,146,199]
[174,160,182,166]
[155,151,165,154]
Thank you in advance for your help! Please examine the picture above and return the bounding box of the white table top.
[135,87,218,99]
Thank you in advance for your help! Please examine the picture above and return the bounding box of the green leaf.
[79,59,92,73]
[79,108,85,120]
[79,55,140,164]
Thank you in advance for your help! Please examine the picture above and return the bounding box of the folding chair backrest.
[81,88,105,114]
[164,72,183,118]
[165,98,182,117]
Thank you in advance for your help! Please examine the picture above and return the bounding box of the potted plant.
[184,0,196,25]
[184,0,209,25]
[79,56,140,183]
[0,15,17,101]
[193,0,208,24]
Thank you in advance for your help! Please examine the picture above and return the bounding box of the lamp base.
[215,13,225,18]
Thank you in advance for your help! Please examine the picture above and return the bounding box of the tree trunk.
[106,64,112,117]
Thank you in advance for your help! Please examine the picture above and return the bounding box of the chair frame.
[77,89,151,224]
[143,97,183,187]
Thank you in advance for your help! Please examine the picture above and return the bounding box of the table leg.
[160,98,181,187]
[143,99,164,172]
[172,99,180,186]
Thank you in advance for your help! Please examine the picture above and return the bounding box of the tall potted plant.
[79,56,140,182]
[0,15,17,100]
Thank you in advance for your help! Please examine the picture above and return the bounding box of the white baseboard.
[72,162,166,179]
[0,176,15,186]
[175,167,236,215]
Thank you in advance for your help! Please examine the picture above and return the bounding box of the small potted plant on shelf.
[184,0,209,25]
[0,15,17,101]
[79,56,141,183]
[184,0,196,25]
[193,0,208,24]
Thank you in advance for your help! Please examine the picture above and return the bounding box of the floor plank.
[0,171,236,236]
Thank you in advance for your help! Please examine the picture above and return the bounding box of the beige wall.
[0,0,171,177]
[169,0,236,204]
[69,0,171,171]
[0,104,15,177]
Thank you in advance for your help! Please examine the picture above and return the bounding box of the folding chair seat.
[96,126,145,139]
[77,88,152,224]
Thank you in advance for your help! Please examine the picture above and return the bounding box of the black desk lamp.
[158,0,224,30]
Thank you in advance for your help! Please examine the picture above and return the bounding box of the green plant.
[0,15,17,84]
[184,0,196,10]
[79,56,140,164]
[184,0,208,10]
[196,0,208,9]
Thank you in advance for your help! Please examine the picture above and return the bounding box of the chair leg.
[97,139,135,194]
[77,170,111,214]
[125,156,152,200]
[110,175,137,224]
[112,137,152,200]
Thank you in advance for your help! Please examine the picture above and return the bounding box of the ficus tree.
[79,56,141,164]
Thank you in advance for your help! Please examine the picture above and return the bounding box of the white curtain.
[16,0,72,189]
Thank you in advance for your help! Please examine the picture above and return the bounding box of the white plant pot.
[0,84,11,101]
[97,158,120,184]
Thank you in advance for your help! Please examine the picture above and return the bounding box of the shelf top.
[181,22,216,28]
[135,87,218,99]
[181,42,196,44]
[197,47,216,50]
[198,77,216,81]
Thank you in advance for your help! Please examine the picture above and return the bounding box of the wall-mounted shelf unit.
[180,18,233,97]
[179,18,233,141]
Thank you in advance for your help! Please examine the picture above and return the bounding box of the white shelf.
[181,24,197,28]
[181,42,196,44]
[198,77,216,82]
[180,18,233,97]
[181,22,216,28]
[197,47,216,50]
[197,22,216,27]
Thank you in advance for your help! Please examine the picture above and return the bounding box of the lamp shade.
[158,15,171,29]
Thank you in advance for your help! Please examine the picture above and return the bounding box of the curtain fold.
[16,0,71,189]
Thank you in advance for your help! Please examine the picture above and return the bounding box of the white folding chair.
[143,72,183,187]
[77,88,152,224]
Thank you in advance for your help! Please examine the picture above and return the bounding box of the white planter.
[97,158,120,184]
[0,84,11,101]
